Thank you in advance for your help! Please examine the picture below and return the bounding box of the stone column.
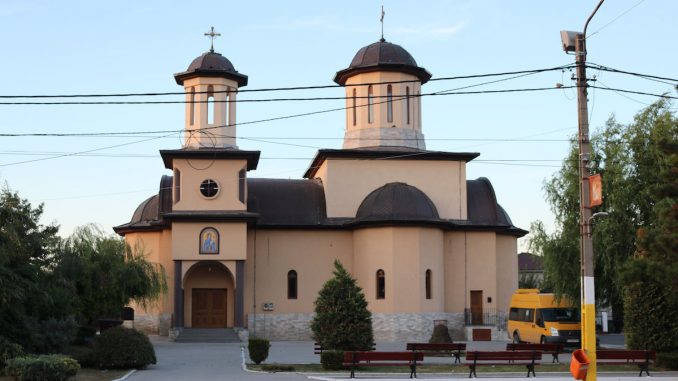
[173,260,184,328]
[235,260,245,327]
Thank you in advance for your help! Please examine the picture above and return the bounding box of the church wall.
[495,234,519,314]
[243,230,353,340]
[317,159,466,220]
[443,231,467,313]
[123,229,174,335]
[171,222,247,260]
[465,232,497,311]
[172,159,248,212]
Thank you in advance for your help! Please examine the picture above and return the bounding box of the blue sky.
[1,0,676,251]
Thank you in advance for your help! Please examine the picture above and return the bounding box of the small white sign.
[262,302,274,311]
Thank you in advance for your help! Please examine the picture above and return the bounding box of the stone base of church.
[246,312,466,342]
[128,313,171,336]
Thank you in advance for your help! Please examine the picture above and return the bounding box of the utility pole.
[561,1,604,380]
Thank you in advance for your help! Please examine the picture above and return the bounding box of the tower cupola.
[334,39,431,150]
[174,30,248,149]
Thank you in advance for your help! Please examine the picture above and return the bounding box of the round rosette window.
[199,179,219,198]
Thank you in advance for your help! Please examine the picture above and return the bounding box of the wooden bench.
[314,342,376,355]
[465,351,542,378]
[506,343,564,363]
[406,342,467,364]
[343,351,424,378]
[596,349,656,377]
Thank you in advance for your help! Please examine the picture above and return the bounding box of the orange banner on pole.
[589,174,603,207]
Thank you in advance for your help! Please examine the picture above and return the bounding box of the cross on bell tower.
[204,26,221,53]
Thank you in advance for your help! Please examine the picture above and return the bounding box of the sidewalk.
[124,336,678,381]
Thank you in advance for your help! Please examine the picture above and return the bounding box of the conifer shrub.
[0,337,24,373]
[320,350,345,370]
[6,354,79,381]
[428,324,453,344]
[248,338,270,365]
[91,326,156,369]
[311,260,373,351]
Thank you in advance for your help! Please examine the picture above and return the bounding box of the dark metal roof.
[247,178,327,226]
[174,51,248,87]
[518,252,543,271]
[113,176,172,235]
[356,182,439,221]
[334,39,432,85]
[160,148,260,170]
[303,148,480,179]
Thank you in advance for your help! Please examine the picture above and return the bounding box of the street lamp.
[560,1,605,380]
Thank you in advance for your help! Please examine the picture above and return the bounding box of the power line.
[587,0,647,39]
[0,65,574,99]
[590,86,678,100]
[588,63,678,85]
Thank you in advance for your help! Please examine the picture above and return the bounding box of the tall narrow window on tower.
[225,89,230,126]
[352,88,357,126]
[425,269,432,299]
[367,85,374,124]
[173,169,181,203]
[189,87,195,126]
[386,85,393,123]
[406,86,410,125]
[207,85,215,125]
[376,269,385,299]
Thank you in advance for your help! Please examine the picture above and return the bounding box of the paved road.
[124,336,677,381]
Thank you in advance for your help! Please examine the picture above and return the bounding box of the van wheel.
[540,335,546,344]
[513,332,520,344]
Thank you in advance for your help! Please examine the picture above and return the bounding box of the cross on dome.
[204,26,221,53]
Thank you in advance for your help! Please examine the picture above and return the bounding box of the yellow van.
[507,289,581,345]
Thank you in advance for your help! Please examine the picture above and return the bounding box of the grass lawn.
[249,362,660,375]
[1,368,131,381]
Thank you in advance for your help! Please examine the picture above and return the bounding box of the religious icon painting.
[199,227,219,254]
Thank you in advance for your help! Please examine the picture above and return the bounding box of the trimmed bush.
[429,324,453,344]
[320,350,345,370]
[657,352,678,370]
[73,325,97,345]
[248,338,270,365]
[64,345,96,368]
[6,354,79,381]
[1,337,24,373]
[91,327,156,369]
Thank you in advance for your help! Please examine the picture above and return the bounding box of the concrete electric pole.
[560,1,605,380]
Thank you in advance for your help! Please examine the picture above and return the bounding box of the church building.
[114,34,526,341]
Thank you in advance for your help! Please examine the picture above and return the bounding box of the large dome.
[174,51,248,86]
[334,39,432,85]
[356,182,439,221]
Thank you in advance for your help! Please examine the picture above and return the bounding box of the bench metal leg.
[468,365,476,378]
[410,364,416,378]
[552,353,559,363]
[639,364,650,377]
[350,364,355,378]
[526,364,536,378]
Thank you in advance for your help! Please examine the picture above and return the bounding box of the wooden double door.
[192,288,227,328]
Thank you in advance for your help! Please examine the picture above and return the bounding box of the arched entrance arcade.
[183,261,235,328]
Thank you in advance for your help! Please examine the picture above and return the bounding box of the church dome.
[334,39,432,85]
[174,51,248,86]
[356,182,439,221]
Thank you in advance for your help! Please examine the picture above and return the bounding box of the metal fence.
[464,308,507,331]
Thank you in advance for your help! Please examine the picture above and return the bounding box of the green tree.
[622,103,678,351]
[529,100,676,331]
[0,187,60,347]
[52,225,167,326]
[311,260,373,351]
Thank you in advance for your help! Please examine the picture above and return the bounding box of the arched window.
[406,86,410,125]
[367,85,374,124]
[189,87,195,125]
[207,85,215,125]
[225,89,230,126]
[386,85,393,123]
[287,270,298,299]
[425,269,432,299]
[376,269,385,299]
[352,88,357,126]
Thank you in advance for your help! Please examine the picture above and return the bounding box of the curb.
[112,369,136,381]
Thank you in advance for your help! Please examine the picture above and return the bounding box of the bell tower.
[174,28,248,149]
[334,39,431,150]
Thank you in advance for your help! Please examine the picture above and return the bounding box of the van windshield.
[539,308,580,322]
